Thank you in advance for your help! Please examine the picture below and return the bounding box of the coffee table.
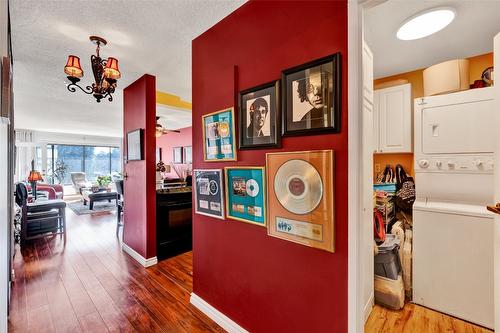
[82,190,118,210]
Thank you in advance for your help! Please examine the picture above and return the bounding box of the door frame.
[347,1,386,332]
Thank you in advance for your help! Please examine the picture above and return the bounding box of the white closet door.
[378,84,412,153]
[373,91,380,153]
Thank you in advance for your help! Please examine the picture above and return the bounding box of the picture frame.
[202,107,237,161]
[126,128,143,161]
[282,53,341,136]
[183,146,192,164]
[238,80,281,149]
[193,169,225,219]
[266,150,335,252]
[225,166,266,227]
[173,147,183,164]
[156,148,162,163]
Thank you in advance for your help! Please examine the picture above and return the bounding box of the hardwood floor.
[365,303,493,333]
[8,207,223,333]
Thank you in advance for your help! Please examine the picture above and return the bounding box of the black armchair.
[15,183,66,244]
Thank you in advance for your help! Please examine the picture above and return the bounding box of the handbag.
[394,164,415,213]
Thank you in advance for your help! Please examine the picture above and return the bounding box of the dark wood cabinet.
[156,188,192,260]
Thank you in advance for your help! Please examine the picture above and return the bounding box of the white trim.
[190,293,249,333]
[363,292,374,323]
[121,242,158,267]
[0,117,9,125]
[347,1,364,333]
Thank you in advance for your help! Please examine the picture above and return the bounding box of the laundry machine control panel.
[416,154,494,173]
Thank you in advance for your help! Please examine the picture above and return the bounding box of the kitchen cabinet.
[373,83,412,153]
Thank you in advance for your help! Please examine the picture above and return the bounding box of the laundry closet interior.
[363,1,497,331]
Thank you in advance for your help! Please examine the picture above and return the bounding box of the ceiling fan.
[156,116,180,137]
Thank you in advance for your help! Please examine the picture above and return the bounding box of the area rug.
[67,200,117,215]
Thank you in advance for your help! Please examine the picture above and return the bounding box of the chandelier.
[64,36,121,103]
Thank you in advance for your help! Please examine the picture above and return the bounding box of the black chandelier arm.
[66,82,94,95]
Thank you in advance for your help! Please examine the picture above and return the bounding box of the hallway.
[8,209,221,333]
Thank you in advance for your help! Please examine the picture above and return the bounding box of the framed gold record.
[266,150,334,252]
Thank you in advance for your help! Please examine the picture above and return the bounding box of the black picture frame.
[282,53,341,136]
[156,148,162,163]
[183,146,192,164]
[173,147,183,164]
[238,80,281,149]
[126,128,143,161]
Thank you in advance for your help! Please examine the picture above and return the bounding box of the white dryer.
[413,87,495,329]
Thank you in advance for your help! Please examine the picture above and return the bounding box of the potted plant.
[96,175,112,189]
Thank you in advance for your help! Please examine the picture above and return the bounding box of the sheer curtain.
[15,129,37,182]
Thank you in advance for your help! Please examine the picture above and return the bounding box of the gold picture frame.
[224,166,266,227]
[266,150,335,252]
[202,107,237,162]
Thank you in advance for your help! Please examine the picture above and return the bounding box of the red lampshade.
[64,55,83,78]
[104,57,121,79]
[28,171,43,182]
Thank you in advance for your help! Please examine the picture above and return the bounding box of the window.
[47,144,121,185]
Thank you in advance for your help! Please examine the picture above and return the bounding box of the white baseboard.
[364,292,374,323]
[122,242,158,267]
[190,293,248,333]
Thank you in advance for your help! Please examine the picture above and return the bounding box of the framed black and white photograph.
[173,147,183,164]
[183,146,192,164]
[156,148,162,163]
[239,81,280,149]
[126,128,143,161]
[193,169,225,219]
[282,53,341,136]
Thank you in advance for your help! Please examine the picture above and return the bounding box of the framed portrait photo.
[173,147,183,164]
[126,128,143,161]
[282,53,341,136]
[202,108,237,161]
[225,167,266,227]
[193,169,225,219]
[238,81,280,149]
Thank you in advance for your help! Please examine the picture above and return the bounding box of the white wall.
[0,0,9,332]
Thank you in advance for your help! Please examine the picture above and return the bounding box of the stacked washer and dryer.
[413,87,495,329]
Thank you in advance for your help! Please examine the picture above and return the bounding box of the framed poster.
[266,150,334,252]
[282,53,341,136]
[238,80,280,149]
[156,148,162,163]
[193,169,225,219]
[225,167,266,227]
[183,146,192,164]
[126,129,143,161]
[202,108,237,161]
[173,147,183,164]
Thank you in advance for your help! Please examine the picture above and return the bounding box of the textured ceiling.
[10,0,245,137]
[365,0,500,79]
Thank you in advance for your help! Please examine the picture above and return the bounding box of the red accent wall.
[156,126,192,178]
[192,1,348,332]
[123,74,157,259]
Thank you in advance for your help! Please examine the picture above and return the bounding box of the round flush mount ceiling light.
[397,7,456,41]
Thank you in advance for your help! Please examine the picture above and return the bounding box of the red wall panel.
[156,126,192,178]
[123,74,157,259]
[192,1,348,332]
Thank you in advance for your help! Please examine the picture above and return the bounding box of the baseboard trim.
[364,292,374,323]
[122,242,158,267]
[190,293,248,333]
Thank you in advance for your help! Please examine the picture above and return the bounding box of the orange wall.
[373,52,493,180]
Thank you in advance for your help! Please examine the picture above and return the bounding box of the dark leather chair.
[15,183,66,244]
[115,180,124,236]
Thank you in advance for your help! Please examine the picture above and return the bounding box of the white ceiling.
[157,104,192,130]
[365,0,500,79]
[10,0,245,137]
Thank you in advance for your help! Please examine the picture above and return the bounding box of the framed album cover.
[239,81,280,149]
[183,146,192,164]
[173,147,183,164]
[202,108,237,161]
[225,167,266,227]
[193,169,225,219]
[266,150,335,252]
[282,53,341,136]
[126,128,143,161]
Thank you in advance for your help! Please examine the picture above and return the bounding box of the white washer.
[413,88,494,329]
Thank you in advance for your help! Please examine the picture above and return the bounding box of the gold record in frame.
[202,107,237,162]
[266,150,334,252]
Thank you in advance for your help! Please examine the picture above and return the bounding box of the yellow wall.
[373,52,493,180]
